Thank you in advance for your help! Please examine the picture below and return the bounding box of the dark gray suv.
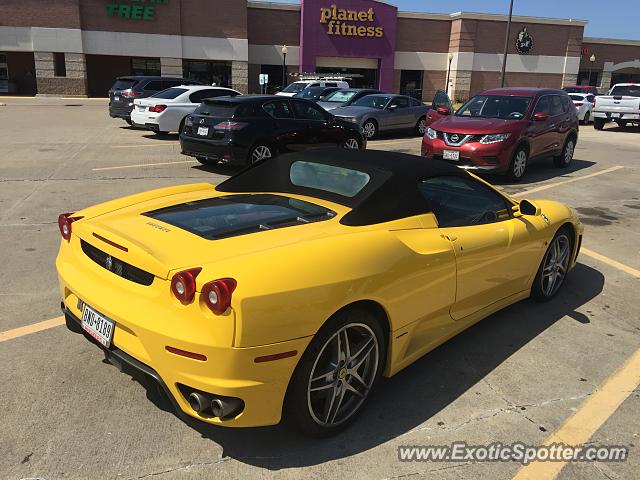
[108,76,201,124]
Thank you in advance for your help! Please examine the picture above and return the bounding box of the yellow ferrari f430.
[56,149,583,436]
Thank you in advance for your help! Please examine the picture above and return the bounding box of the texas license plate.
[197,126,209,136]
[611,113,621,118]
[443,150,460,161]
[81,304,115,348]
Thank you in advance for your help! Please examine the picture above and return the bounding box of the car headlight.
[479,133,511,144]
[426,127,437,140]
[344,117,358,123]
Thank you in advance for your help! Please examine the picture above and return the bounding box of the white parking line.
[109,144,175,149]
[516,166,624,196]
[92,160,198,171]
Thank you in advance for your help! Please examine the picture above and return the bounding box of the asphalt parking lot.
[1,97,638,480]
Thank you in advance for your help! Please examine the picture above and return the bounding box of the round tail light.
[202,278,237,315]
[171,268,202,304]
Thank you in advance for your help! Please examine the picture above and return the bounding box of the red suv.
[421,88,579,181]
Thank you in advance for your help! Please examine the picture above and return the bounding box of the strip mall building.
[1,0,639,100]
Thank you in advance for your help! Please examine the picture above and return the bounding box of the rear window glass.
[194,101,238,117]
[143,194,335,240]
[323,90,357,103]
[569,94,585,101]
[610,85,640,97]
[151,88,187,99]
[290,161,370,198]
[352,95,392,109]
[112,79,137,90]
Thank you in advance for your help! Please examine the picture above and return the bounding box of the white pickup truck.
[593,83,640,130]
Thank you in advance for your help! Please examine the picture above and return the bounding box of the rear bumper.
[109,104,134,120]
[56,238,310,427]
[180,135,248,165]
[593,111,640,121]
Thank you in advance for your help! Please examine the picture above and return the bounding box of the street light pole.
[445,53,453,95]
[281,45,288,88]
[589,54,596,86]
[499,0,515,88]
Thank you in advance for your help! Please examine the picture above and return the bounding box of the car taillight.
[201,278,237,315]
[149,104,167,113]
[171,268,202,304]
[593,98,597,109]
[58,213,83,241]
[185,116,193,127]
[213,121,248,131]
[121,89,140,98]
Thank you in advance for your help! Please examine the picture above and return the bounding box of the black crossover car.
[179,95,366,166]
[108,76,201,124]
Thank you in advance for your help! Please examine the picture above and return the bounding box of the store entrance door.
[0,53,8,94]
[315,67,377,89]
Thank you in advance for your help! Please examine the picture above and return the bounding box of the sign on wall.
[515,27,534,54]
[105,0,170,21]
[319,4,384,37]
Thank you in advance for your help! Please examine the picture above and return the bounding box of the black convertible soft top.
[216,149,469,226]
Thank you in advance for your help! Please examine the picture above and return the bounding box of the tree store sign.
[106,0,169,21]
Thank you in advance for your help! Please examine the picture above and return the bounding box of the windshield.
[323,90,357,103]
[294,87,324,99]
[151,88,188,99]
[143,194,335,240]
[610,85,640,97]
[351,95,392,109]
[456,95,531,120]
[282,82,308,93]
[112,79,137,91]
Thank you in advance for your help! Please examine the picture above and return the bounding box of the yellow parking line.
[92,160,197,171]
[581,247,640,278]
[0,316,65,343]
[512,347,640,480]
[517,166,624,196]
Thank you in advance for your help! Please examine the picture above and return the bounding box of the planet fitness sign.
[105,0,169,21]
[300,0,398,91]
[319,4,384,37]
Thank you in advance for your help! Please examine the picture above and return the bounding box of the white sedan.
[568,93,595,124]
[131,85,241,134]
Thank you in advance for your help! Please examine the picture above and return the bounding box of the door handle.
[441,234,458,242]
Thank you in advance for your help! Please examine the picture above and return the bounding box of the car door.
[290,99,342,148]
[528,95,557,159]
[385,96,413,128]
[262,99,305,152]
[426,90,452,126]
[419,175,546,320]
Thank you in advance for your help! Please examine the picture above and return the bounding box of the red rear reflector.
[254,350,298,363]
[92,232,129,252]
[165,346,207,361]
[574,102,583,107]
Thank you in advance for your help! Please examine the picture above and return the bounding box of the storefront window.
[131,57,160,76]
[183,60,231,87]
[400,70,423,100]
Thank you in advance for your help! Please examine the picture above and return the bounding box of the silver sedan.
[331,94,430,139]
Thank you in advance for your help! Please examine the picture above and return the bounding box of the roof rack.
[290,72,364,80]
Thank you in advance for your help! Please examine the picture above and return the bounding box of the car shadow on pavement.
[488,158,596,188]
[141,133,180,141]
[159,262,604,470]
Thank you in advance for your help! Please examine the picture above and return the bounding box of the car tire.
[507,146,528,182]
[342,136,361,149]
[362,120,378,140]
[415,116,427,136]
[195,156,218,166]
[593,118,605,130]
[125,119,133,126]
[248,143,274,164]
[286,306,386,437]
[582,111,590,125]
[554,136,575,168]
[531,226,574,302]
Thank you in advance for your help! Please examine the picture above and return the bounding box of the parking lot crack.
[129,457,231,479]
